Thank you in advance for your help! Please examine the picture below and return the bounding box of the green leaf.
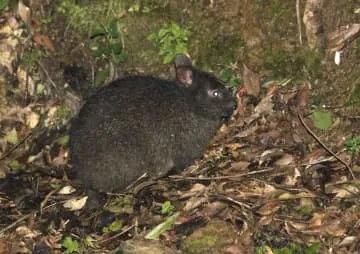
[147,32,157,41]
[103,220,123,233]
[345,135,360,153]
[163,53,175,64]
[305,242,320,254]
[62,236,79,254]
[311,111,332,130]
[95,69,110,86]
[161,201,175,215]
[112,43,122,55]
[128,4,140,12]
[9,160,25,171]
[36,83,46,95]
[220,68,233,82]
[5,128,18,144]
[0,0,8,11]
[109,21,121,38]
[56,135,69,146]
[118,52,127,63]
[145,212,180,239]
[90,28,106,39]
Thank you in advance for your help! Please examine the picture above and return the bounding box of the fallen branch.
[297,107,356,180]
[169,168,274,181]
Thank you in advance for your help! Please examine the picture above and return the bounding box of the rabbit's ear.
[174,54,192,68]
[175,67,193,86]
[174,54,193,87]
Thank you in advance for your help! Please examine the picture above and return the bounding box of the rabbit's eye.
[210,90,221,98]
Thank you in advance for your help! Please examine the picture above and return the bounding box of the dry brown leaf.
[52,147,68,166]
[230,161,250,171]
[274,154,295,167]
[286,213,347,236]
[18,1,31,26]
[16,226,41,238]
[0,240,12,253]
[259,149,284,166]
[179,183,207,199]
[17,67,35,95]
[284,168,301,186]
[26,111,40,129]
[183,197,207,212]
[243,64,260,97]
[256,200,280,216]
[296,82,310,107]
[254,93,274,115]
[63,196,87,211]
[327,24,360,52]
[258,215,273,226]
[58,185,76,195]
[278,192,316,200]
[33,34,56,52]
[202,201,227,218]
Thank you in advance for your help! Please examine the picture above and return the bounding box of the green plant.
[102,220,123,234]
[89,19,126,85]
[219,61,242,88]
[56,105,72,120]
[344,78,360,107]
[311,110,332,130]
[62,236,79,254]
[90,20,125,62]
[57,0,123,36]
[147,23,191,64]
[256,242,320,254]
[345,136,360,153]
[0,0,8,11]
[161,201,175,215]
[23,50,47,72]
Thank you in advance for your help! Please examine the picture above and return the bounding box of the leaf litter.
[0,2,360,254]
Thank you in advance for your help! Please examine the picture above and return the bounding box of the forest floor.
[0,1,360,253]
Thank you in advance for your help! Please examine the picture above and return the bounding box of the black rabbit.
[69,54,235,196]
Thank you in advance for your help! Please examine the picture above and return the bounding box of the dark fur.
[69,56,235,193]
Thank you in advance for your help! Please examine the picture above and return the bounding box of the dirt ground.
[0,1,360,253]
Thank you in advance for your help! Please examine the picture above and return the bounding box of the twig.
[0,212,36,235]
[98,225,135,244]
[297,107,356,180]
[210,195,252,209]
[36,60,57,90]
[40,186,62,215]
[296,0,303,45]
[169,168,274,181]
[0,132,32,161]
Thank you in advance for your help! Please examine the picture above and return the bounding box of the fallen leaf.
[256,200,280,216]
[33,34,56,52]
[63,196,87,211]
[180,183,206,199]
[145,212,180,240]
[26,111,40,128]
[58,185,76,195]
[296,82,310,107]
[5,128,18,144]
[243,64,260,97]
[18,1,31,27]
[52,147,68,166]
[259,149,283,166]
[16,226,41,238]
[274,154,295,167]
[183,197,207,212]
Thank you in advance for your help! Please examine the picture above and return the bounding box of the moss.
[181,219,238,254]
